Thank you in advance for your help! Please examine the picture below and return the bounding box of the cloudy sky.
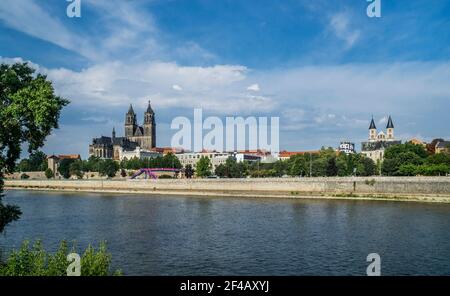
[0,0,449,158]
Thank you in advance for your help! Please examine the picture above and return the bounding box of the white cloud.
[247,83,260,92]
[0,0,213,63]
[329,12,360,48]
[378,116,388,125]
[0,0,100,60]
[41,61,265,113]
[4,56,450,140]
[172,84,183,91]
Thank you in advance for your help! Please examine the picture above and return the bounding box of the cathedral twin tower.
[124,101,156,150]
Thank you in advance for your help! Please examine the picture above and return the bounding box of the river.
[1,190,449,275]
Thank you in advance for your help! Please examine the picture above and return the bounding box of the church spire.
[369,116,376,130]
[146,100,154,114]
[127,104,135,114]
[386,115,394,129]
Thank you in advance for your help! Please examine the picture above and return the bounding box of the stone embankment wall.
[4,177,450,199]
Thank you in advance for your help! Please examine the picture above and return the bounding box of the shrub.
[0,240,121,276]
[45,168,54,179]
[20,173,30,180]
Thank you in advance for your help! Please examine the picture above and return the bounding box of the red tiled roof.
[278,150,320,157]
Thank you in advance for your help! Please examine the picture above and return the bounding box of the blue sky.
[0,0,449,158]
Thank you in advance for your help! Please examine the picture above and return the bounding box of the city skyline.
[0,0,449,158]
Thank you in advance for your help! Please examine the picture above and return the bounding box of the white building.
[176,152,230,170]
[176,151,266,170]
[119,147,162,161]
[338,141,355,154]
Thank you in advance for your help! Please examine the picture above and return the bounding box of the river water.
[1,190,449,275]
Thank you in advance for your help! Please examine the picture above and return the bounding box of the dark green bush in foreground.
[0,240,121,276]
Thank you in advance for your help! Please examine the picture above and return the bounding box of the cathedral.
[89,101,156,160]
[361,116,401,163]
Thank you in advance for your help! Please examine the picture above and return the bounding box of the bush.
[20,173,30,180]
[45,168,54,179]
[0,240,121,276]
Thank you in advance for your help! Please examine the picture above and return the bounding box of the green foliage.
[98,159,119,178]
[184,164,194,178]
[119,153,182,170]
[69,160,84,179]
[0,66,68,236]
[426,153,450,166]
[16,159,31,172]
[28,151,48,171]
[45,168,54,179]
[326,157,338,176]
[215,157,248,178]
[58,158,75,179]
[0,240,121,276]
[0,63,69,174]
[288,154,308,176]
[196,156,212,177]
[16,151,48,173]
[382,142,449,176]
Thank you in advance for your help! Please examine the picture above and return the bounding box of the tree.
[336,153,349,176]
[16,159,31,172]
[184,164,194,178]
[288,155,307,176]
[0,62,68,233]
[326,157,338,176]
[196,156,212,178]
[273,160,286,177]
[382,143,428,176]
[45,168,54,179]
[58,158,75,179]
[69,161,84,179]
[162,153,182,169]
[99,159,118,178]
[358,156,376,176]
[28,151,47,171]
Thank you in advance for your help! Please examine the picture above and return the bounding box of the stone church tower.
[143,101,156,149]
[125,104,137,138]
[362,115,400,163]
[124,101,156,150]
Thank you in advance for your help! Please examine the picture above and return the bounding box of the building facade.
[435,141,450,154]
[119,147,162,160]
[338,141,355,154]
[125,102,156,151]
[176,152,230,170]
[361,116,401,163]
[89,101,157,159]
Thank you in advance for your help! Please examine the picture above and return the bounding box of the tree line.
[15,143,450,180]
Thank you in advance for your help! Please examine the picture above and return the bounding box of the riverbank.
[4,177,450,203]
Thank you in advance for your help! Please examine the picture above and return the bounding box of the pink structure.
[130,168,181,179]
